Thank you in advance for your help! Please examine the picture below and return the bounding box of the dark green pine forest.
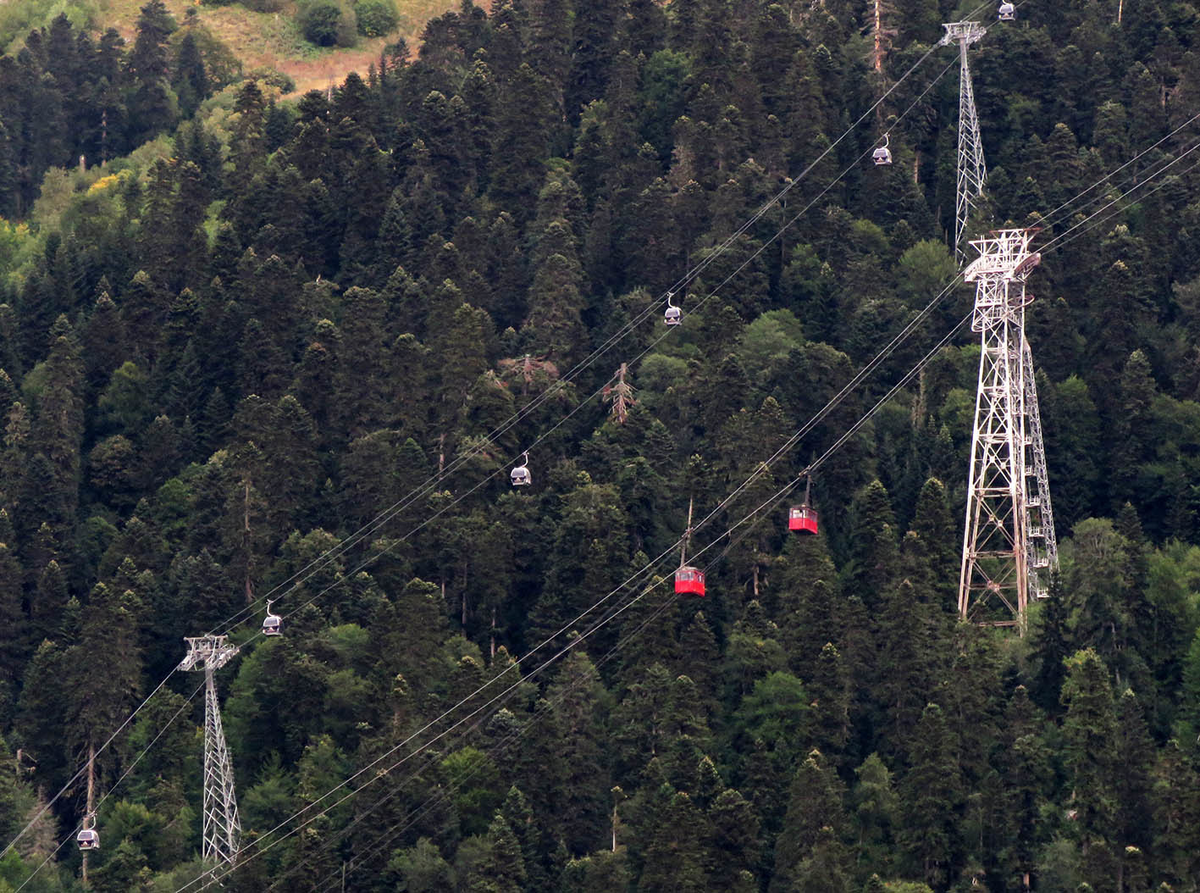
[3,0,1200,889]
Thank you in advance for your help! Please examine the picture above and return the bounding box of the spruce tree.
[771,749,846,893]
[546,649,610,855]
[846,480,900,611]
[1061,649,1118,856]
[1031,571,1071,716]
[897,704,963,888]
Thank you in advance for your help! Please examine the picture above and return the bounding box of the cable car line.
[1047,154,1200,255]
[300,587,685,893]
[1021,134,1200,246]
[12,0,1008,868]
[309,471,822,893]
[308,587,688,893]
[13,85,926,866]
[1036,140,1200,254]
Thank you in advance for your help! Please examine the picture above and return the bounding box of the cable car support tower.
[941,21,987,261]
[958,229,1058,628]
[179,635,242,867]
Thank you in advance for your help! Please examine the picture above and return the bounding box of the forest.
[1,0,1200,889]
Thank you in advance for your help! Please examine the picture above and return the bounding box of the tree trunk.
[243,479,254,604]
[82,742,95,887]
[874,0,884,72]
[461,560,468,628]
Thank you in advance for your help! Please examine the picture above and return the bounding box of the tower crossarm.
[179,635,240,673]
[940,20,987,46]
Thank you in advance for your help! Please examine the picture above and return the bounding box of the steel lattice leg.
[202,668,241,866]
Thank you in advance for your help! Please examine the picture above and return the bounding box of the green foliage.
[732,670,808,756]
[298,0,357,47]
[0,0,97,51]
[440,747,504,837]
[354,0,398,36]
[387,837,455,891]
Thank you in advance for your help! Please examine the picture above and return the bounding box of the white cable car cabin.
[664,292,682,326]
[511,452,532,487]
[873,133,892,166]
[77,815,99,851]
[998,2,1015,19]
[262,600,282,637]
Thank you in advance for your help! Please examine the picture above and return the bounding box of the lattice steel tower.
[941,21,988,261]
[179,635,242,866]
[958,229,1058,628]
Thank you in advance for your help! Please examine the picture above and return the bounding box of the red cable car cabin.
[674,566,706,596]
[789,504,819,535]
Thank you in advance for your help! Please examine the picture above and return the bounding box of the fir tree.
[897,704,963,888]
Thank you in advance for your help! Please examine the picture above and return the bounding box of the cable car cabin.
[664,292,682,326]
[998,1,1015,19]
[873,133,892,166]
[788,504,819,535]
[674,566,706,597]
[262,613,282,637]
[510,464,532,487]
[77,828,99,851]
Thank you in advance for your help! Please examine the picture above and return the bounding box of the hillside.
[1,0,1200,892]
[1,0,463,97]
[96,0,456,95]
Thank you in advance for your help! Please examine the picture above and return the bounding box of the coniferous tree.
[126,0,178,145]
[897,703,963,888]
[1061,649,1119,863]
[772,749,846,893]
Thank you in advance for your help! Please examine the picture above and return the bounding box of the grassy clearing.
[95,0,463,96]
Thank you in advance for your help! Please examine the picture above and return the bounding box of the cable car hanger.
[674,496,706,596]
